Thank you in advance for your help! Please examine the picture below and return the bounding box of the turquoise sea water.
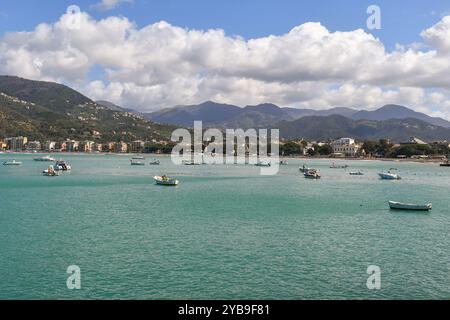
[0,153,449,300]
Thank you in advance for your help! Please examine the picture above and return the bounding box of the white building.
[65,140,79,152]
[331,138,360,157]
[401,137,428,145]
[44,141,56,151]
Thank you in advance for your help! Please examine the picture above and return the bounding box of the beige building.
[114,142,128,153]
[92,143,103,152]
[78,141,95,152]
[0,140,7,150]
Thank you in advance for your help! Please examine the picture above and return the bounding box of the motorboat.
[349,171,364,176]
[304,169,321,179]
[255,161,271,167]
[131,158,145,166]
[33,155,56,162]
[279,160,288,165]
[299,165,312,173]
[154,175,179,186]
[330,162,348,169]
[2,160,22,166]
[182,160,201,166]
[388,201,432,211]
[440,159,450,167]
[378,172,401,180]
[149,159,160,165]
[43,166,59,176]
[55,160,71,171]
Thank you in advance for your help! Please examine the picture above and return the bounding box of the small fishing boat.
[2,160,22,166]
[154,175,179,186]
[149,159,160,165]
[299,165,312,173]
[43,166,59,176]
[182,160,201,166]
[349,171,364,176]
[378,172,401,180]
[255,161,271,167]
[304,169,321,179]
[330,162,348,169]
[388,201,432,211]
[131,159,145,166]
[440,159,450,167]
[280,160,288,165]
[54,160,71,171]
[33,155,56,162]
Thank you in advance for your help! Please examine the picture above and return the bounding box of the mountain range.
[277,115,450,142]
[2,75,450,143]
[145,101,359,128]
[0,76,175,142]
[146,101,450,129]
[144,101,450,142]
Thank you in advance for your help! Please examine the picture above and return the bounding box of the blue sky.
[1,0,449,49]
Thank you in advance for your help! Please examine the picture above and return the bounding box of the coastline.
[1,151,447,164]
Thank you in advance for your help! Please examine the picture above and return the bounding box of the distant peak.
[379,104,411,110]
[199,100,222,106]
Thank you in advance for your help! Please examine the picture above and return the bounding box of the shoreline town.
[1,135,449,163]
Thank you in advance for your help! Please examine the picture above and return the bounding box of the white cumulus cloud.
[2,10,450,118]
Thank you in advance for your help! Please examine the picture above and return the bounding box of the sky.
[1,0,450,118]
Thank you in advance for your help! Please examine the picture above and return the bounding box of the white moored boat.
[182,160,201,166]
[154,175,179,186]
[33,155,56,162]
[149,159,160,165]
[255,161,271,167]
[330,163,348,169]
[304,169,321,179]
[299,165,313,173]
[388,201,432,211]
[379,172,401,180]
[55,160,71,171]
[3,160,22,166]
[131,158,145,166]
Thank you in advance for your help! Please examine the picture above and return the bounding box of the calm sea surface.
[0,153,449,299]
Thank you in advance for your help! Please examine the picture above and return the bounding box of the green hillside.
[0,76,177,142]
